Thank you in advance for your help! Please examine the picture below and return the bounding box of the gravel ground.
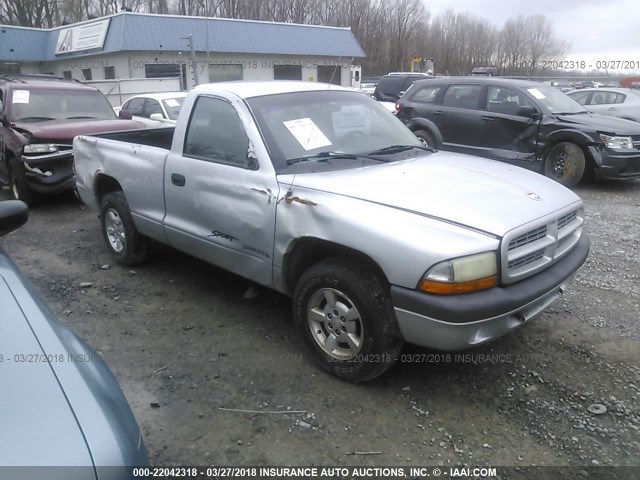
[1,180,639,477]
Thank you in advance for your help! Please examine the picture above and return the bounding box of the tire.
[293,258,404,382]
[9,159,36,206]
[543,142,585,187]
[414,129,436,148]
[100,191,149,265]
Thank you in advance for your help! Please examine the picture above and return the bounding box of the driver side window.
[144,99,163,118]
[125,98,145,116]
[486,86,534,116]
[183,96,254,169]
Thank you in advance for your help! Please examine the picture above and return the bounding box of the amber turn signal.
[419,275,497,295]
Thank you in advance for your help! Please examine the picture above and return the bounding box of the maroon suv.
[0,74,143,205]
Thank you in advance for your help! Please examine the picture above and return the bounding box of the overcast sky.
[425,0,640,71]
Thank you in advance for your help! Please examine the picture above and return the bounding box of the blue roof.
[0,25,49,62]
[1,13,365,62]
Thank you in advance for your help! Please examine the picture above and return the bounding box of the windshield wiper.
[286,151,386,166]
[66,115,98,119]
[368,144,436,155]
[17,116,56,121]
[555,111,588,115]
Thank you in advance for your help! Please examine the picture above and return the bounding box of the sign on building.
[55,19,110,55]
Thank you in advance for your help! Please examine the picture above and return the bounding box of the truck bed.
[92,127,174,150]
[73,127,173,221]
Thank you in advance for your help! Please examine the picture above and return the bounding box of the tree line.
[1,0,568,76]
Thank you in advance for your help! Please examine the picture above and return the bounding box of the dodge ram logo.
[526,192,541,201]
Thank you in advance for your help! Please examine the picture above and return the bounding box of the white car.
[378,101,397,114]
[359,82,377,96]
[113,92,187,126]
[568,88,640,122]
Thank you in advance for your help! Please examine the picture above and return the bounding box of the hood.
[281,151,581,237]
[12,119,144,142]
[554,112,640,135]
[0,275,93,468]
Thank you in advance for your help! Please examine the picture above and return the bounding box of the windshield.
[246,90,423,173]
[526,86,587,114]
[9,88,116,122]
[162,97,185,120]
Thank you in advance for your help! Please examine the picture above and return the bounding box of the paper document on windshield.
[527,88,546,100]
[165,98,180,107]
[283,117,332,151]
[12,90,30,104]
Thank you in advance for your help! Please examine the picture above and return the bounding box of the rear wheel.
[100,192,149,265]
[9,159,36,206]
[293,258,403,382]
[414,129,436,148]
[543,142,585,187]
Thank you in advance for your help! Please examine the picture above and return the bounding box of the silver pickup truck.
[74,82,590,382]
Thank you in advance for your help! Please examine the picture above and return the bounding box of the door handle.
[608,107,616,111]
[171,173,186,187]
[433,110,445,115]
[482,115,497,121]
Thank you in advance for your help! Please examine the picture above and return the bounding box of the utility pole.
[183,34,200,87]
[205,0,210,82]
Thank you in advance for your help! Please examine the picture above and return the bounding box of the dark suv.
[0,74,142,205]
[373,73,432,102]
[396,77,640,186]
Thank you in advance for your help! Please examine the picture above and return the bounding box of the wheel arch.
[282,237,389,294]
[94,173,124,204]
[408,118,443,147]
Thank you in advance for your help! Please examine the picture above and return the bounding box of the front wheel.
[543,142,585,187]
[100,192,149,265]
[293,259,403,382]
[9,159,36,206]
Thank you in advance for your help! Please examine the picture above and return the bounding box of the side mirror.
[518,105,538,117]
[118,110,133,120]
[149,113,165,122]
[0,200,28,236]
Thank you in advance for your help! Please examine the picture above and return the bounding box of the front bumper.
[589,146,640,180]
[22,152,75,194]
[391,235,590,350]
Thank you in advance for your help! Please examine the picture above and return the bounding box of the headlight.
[419,252,498,295]
[599,134,633,150]
[23,143,57,154]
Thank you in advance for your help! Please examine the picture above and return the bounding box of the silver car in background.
[114,92,187,126]
[0,200,148,479]
[568,87,640,122]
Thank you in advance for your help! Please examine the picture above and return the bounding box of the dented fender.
[272,184,499,293]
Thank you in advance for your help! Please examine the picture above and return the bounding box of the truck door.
[163,94,279,286]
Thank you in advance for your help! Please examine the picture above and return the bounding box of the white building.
[0,12,365,102]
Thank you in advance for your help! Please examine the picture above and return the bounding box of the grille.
[502,206,583,283]
[557,211,577,230]
[557,235,571,248]
[508,226,547,251]
[508,249,545,270]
